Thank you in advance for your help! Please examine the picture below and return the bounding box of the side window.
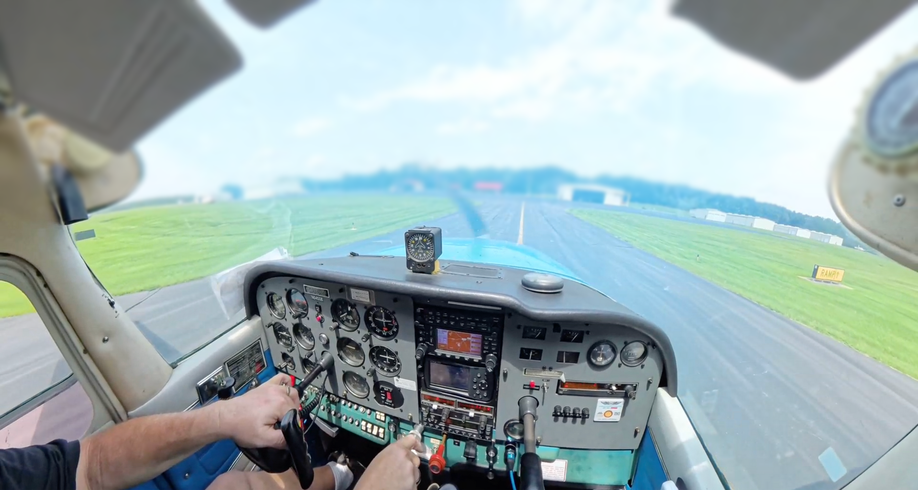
[0,281,94,448]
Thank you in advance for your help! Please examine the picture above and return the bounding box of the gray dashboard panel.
[244,256,678,396]
[496,315,662,450]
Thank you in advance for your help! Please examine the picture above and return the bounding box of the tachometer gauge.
[369,346,401,376]
[620,341,648,366]
[337,337,365,367]
[266,292,286,319]
[286,289,309,317]
[272,324,294,352]
[331,299,360,331]
[293,323,315,351]
[587,340,616,368]
[366,306,399,339]
[406,232,436,262]
[343,371,370,399]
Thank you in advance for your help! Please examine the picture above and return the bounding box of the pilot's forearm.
[76,403,227,490]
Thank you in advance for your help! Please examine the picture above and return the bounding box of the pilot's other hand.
[355,435,424,490]
[213,373,300,449]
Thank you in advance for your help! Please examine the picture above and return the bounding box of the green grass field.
[0,196,454,318]
[571,209,918,379]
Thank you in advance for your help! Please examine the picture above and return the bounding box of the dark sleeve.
[0,439,81,490]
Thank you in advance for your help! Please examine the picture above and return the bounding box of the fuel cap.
[521,272,563,293]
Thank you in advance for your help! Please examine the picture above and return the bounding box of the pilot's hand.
[213,374,301,449]
[355,435,424,490]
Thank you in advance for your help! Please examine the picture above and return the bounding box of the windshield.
[65,1,918,489]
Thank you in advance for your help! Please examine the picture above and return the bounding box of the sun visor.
[0,0,241,153]
[672,0,915,80]
[24,115,142,212]
[226,0,318,28]
[829,48,918,271]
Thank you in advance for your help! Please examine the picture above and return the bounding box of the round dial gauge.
[280,352,296,372]
[864,60,918,158]
[365,306,399,339]
[331,299,360,331]
[406,233,436,262]
[621,341,648,366]
[588,340,616,368]
[343,371,370,399]
[369,346,401,376]
[293,323,315,351]
[266,292,286,319]
[336,337,365,367]
[286,289,309,317]
[272,324,294,352]
[503,419,524,441]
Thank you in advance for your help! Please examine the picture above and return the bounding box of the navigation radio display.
[437,329,483,356]
[429,361,471,392]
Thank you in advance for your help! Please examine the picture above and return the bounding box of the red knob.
[429,437,447,474]
[429,453,445,474]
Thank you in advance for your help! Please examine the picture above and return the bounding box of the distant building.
[751,218,776,231]
[557,184,629,206]
[474,182,504,192]
[829,236,844,246]
[725,213,755,227]
[795,229,811,239]
[689,209,727,222]
[773,224,799,235]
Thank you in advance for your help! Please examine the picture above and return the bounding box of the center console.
[414,304,503,442]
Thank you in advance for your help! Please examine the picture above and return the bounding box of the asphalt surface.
[2,196,918,490]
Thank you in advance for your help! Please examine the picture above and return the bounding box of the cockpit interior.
[2,1,918,490]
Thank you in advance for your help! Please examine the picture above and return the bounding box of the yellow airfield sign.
[812,265,845,283]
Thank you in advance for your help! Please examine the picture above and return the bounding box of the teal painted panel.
[395,422,634,486]
[535,446,635,486]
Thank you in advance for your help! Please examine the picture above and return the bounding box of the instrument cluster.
[256,277,421,423]
[252,259,671,457]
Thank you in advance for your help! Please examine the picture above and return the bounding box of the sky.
[133,0,918,218]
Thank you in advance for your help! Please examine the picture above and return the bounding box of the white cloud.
[436,118,490,135]
[291,118,330,137]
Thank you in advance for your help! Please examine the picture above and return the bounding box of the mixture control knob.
[463,440,478,461]
[553,405,562,417]
[217,377,236,400]
[485,353,498,373]
[415,343,429,360]
[572,407,581,419]
[562,406,571,418]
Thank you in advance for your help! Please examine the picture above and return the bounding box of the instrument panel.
[248,255,676,471]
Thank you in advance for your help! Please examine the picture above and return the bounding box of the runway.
[3,196,918,490]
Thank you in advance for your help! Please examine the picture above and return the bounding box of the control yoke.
[517,396,545,490]
[236,352,335,489]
